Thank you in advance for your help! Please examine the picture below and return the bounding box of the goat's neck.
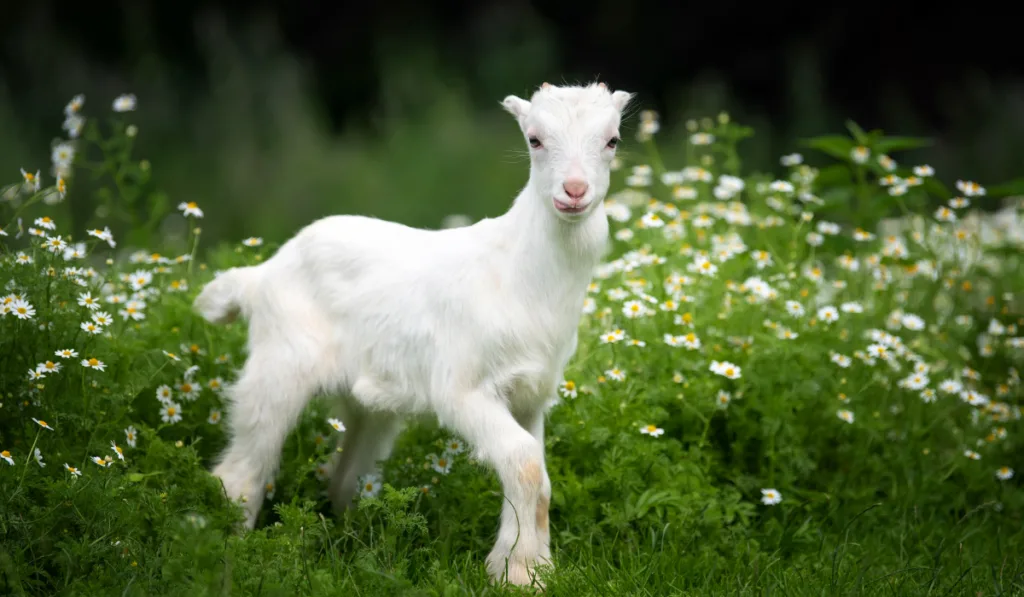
[498,180,609,301]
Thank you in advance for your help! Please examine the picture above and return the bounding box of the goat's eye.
[528,136,542,149]
[606,137,620,149]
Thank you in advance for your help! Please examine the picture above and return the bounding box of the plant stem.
[16,429,42,493]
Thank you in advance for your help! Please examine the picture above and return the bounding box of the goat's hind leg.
[211,347,319,529]
[327,387,404,513]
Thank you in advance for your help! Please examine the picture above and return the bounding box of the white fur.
[194,82,633,587]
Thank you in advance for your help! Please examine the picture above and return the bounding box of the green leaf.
[726,124,755,141]
[845,120,869,145]
[921,177,952,201]
[814,164,854,187]
[144,191,169,229]
[818,187,855,209]
[984,177,1024,198]
[873,136,934,154]
[800,135,854,161]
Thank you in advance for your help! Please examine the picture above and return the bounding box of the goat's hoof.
[486,553,550,591]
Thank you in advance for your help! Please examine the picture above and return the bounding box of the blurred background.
[2,0,1023,246]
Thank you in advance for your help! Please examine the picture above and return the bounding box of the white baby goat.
[193,81,634,587]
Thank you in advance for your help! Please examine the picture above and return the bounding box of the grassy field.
[1,90,1023,596]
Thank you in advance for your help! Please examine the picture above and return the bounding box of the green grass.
[1,91,1023,596]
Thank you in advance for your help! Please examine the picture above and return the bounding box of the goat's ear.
[611,90,634,113]
[502,95,531,122]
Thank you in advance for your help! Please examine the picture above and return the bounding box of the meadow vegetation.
[1,82,1023,596]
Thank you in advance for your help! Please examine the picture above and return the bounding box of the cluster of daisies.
[1,93,283,481]
[0,415,137,478]
[154,354,229,426]
[1,199,270,479]
[1,92,137,214]
[555,124,1023,506]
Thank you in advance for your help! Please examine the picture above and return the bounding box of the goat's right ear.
[611,90,634,113]
[502,95,531,122]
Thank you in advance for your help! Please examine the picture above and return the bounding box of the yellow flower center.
[88,358,99,366]
[725,367,735,377]
[167,408,176,416]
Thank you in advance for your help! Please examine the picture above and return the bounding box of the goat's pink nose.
[563,179,589,200]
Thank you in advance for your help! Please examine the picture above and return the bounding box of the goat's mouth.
[553,198,588,214]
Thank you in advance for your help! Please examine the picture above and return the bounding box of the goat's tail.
[193,265,262,324]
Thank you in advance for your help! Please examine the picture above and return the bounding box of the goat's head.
[503,82,634,222]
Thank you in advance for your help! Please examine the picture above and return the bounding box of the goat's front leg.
[443,391,552,588]
[516,406,552,566]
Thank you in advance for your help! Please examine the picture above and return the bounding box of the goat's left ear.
[502,95,531,122]
[611,90,634,113]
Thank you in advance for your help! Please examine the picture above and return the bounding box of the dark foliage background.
[2,0,1022,241]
